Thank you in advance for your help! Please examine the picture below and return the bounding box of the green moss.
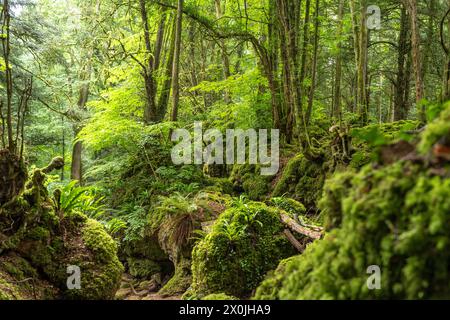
[349,120,421,168]
[419,102,450,153]
[210,178,235,195]
[202,293,238,300]
[253,256,299,300]
[242,174,269,200]
[27,226,51,241]
[159,257,192,296]
[318,170,355,231]
[60,218,124,300]
[191,202,296,298]
[127,258,161,279]
[82,219,118,262]
[269,197,306,217]
[272,154,325,211]
[0,273,22,300]
[255,159,450,299]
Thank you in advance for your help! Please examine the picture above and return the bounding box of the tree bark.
[306,0,320,125]
[394,6,410,121]
[332,0,345,121]
[171,0,184,121]
[404,0,425,121]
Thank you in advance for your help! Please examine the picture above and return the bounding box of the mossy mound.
[17,214,124,300]
[418,101,450,154]
[253,256,299,300]
[1,165,123,300]
[272,154,325,212]
[349,120,420,169]
[0,253,58,300]
[255,157,450,299]
[230,165,271,201]
[191,202,296,298]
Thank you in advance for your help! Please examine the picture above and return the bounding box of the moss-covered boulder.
[0,164,123,300]
[16,214,123,300]
[230,165,271,201]
[272,154,325,212]
[191,202,296,298]
[253,106,450,299]
[349,120,420,169]
[253,256,299,300]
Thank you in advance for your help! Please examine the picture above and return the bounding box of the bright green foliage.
[191,202,295,298]
[57,181,105,217]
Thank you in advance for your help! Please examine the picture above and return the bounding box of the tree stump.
[0,149,27,205]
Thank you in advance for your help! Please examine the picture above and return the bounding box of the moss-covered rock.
[272,154,325,211]
[230,165,271,201]
[191,202,296,298]
[0,252,58,300]
[253,106,450,300]
[418,101,450,154]
[1,164,123,300]
[269,197,306,217]
[255,162,450,299]
[253,256,299,300]
[349,120,420,168]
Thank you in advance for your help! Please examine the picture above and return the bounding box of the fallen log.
[280,213,323,240]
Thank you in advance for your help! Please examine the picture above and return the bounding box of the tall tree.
[171,0,184,121]
[404,0,425,120]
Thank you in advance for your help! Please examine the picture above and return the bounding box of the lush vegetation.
[1,0,450,300]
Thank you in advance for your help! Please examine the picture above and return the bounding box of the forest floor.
[115,274,182,300]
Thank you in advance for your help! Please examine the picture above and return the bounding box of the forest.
[1,0,450,301]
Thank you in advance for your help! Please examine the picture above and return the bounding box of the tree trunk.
[215,0,231,104]
[332,0,345,121]
[404,0,425,121]
[306,0,320,125]
[158,14,176,121]
[171,0,184,121]
[394,6,410,121]
[358,0,369,125]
